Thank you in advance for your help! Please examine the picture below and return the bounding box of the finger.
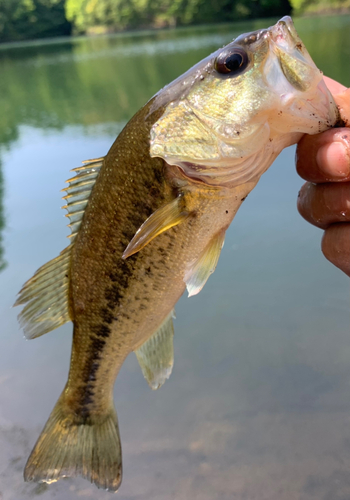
[321,223,350,277]
[298,182,350,229]
[331,86,350,127]
[323,76,347,95]
[296,128,350,182]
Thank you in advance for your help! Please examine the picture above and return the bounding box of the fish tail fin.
[24,395,122,491]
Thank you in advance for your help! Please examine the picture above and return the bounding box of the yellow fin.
[122,194,189,259]
[185,229,225,297]
[135,311,175,390]
[24,394,122,491]
[62,157,103,243]
[14,247,71,339]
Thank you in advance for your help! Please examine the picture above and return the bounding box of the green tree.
[66,0,292,33]
[0,0,71,42]
[291,0,350,14]
[66,0,144,32]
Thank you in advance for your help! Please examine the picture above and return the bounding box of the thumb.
[324,76,350,125]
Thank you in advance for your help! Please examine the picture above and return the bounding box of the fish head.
[150,17,339,186]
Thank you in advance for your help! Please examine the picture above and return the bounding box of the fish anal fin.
[122,195,189,259]
[185,229,226,297]
[24,394,122,491]
[135,311,175,390]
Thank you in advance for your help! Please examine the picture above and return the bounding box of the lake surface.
[0,14,349,500]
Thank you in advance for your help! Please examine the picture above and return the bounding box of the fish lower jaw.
[274,82,338,134]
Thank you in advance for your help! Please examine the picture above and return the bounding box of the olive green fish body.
[67,99,253,417]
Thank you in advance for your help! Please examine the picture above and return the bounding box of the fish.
[15,16,339,492]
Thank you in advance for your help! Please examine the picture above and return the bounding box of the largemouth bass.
[16,17,339,491]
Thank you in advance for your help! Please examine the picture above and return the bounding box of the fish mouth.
[268,16,319,90]
[265,17,339,130]
[269,16,300,49]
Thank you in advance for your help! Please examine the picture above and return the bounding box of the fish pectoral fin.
[122,194,190,259]
[14,246,72,339]
[135,310,175,390]
[185,229,226,297]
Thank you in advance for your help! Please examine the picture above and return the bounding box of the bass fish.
[16,17,338,491]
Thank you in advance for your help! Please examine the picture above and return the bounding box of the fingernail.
[316,141,350,178]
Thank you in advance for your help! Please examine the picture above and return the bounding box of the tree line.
[1,0,349,43]
[1,0,294,43]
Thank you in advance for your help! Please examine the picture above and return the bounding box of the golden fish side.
[16,17,339,492]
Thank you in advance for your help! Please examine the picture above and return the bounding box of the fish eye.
[215,47,249,75]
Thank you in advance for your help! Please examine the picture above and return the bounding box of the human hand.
[296,77,350,277]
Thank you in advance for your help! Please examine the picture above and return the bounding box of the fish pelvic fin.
[14,246,72,339]
[24,394,122,492]
[122,193,190,259]
[185,229,225,297]
[135,310,175,390]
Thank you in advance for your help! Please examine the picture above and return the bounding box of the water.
[0,15,349,500]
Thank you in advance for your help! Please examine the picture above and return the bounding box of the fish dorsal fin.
[185,229,225,297]
[122,194,189,259]
[135,311,175,390]
[15,246,71,339]
[15,157,104,339]
[62,157,104,243]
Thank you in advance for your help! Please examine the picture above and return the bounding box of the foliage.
[290,0,350,14]
[65,0,292,32]
[0,0,71,42]
[1,0,293,42]
[1,0,350,43]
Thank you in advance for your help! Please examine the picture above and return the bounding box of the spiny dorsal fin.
[15,247,71,339]
[15,157,104,339]
[135,311,175,390]
[185,229,225,297]
[123,194,189,259]
[62,157,104,243]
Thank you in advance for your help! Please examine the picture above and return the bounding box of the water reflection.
[0,14,349,500]
[0,162,5,273]
[0,16,349,152]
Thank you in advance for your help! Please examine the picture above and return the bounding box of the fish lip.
[269,16,299,46]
